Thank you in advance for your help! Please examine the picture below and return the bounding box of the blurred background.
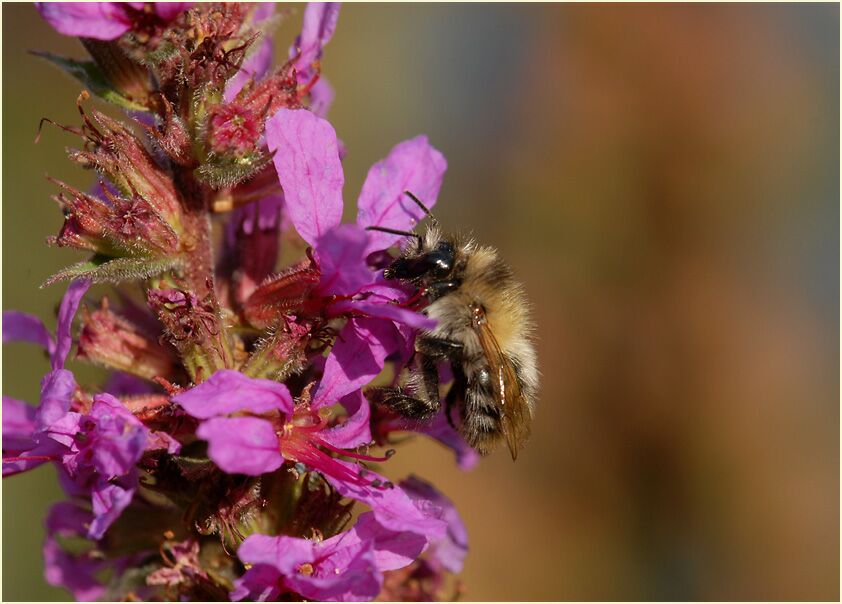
[3,3,839,601]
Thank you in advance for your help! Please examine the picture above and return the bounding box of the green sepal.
[32,51,148,111]
[194,152,271,189]
[42,255,181,288]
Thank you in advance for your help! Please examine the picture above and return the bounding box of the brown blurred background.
[3,3,839,601]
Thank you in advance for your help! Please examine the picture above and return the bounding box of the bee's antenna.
[365,225,422,241]
[404,190,437,223]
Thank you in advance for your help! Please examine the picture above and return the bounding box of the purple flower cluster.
[4,3,474,601]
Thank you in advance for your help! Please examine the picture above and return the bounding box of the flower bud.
[77,297,178,381]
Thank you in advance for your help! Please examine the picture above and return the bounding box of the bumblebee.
[368,193,538,459]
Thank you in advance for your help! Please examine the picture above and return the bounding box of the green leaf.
[32,51,148,111]
[42,255,181,288]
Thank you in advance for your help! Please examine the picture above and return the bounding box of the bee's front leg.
[369,355,441,419]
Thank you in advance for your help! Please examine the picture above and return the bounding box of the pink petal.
[290,3,341,71]
[312,319,401,408]
[356,136,447,255]
[89,477,136,539]
[401,476,469,573]
[322,460,447,539]
[173,370,293,419]
[2,311,55,355]
[36,2,132,40]
[54,279,91,370]
[341,512,427,571]
[310,77,335,118]
[288,540,381,602]
[318,391,372,449]
[38,369,77,429]
[197,417,283,476]
[153,2,192,20]
[315,224,373,297]
[266,109,344,247]
[418,412,481,471]
[337,299,437,330]
[2,396,37,452]
[237,533,314,574]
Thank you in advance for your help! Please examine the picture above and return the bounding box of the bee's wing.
[473,320,531,460]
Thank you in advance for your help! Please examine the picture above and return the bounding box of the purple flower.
[3,281,149,538]
[174,369,446,541]
[290,3,341,117]
[263,108,443,333]
[43,502,107,600]
[3,279,91,476]
[36,2,191,40]
[47,393,148,539]
[232,531,379,602]
[231,506,438,602]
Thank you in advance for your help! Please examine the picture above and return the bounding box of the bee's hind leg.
[371,355,441,419]
[444,364,467,431]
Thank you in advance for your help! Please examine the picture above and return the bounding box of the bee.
[366,192,538,459]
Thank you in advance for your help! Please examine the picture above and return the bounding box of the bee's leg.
[444,364,467,431]
[415,335,463,360]
[373,355,441,419]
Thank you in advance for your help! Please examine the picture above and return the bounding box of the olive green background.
[3,3,839,601]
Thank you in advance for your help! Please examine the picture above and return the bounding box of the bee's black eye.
[429,253,452,277]
[384,241,456,281]
[429,241,455,277]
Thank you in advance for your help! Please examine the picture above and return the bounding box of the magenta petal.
[43,537,105,601]
[89,476,136,539]
[2,311,55,354]
[266,109,344,247]
[46,501,93,536]
[357,136,447,255]
[318,391,372,449]
[2,441,61,476]
[173,370,293,419]
[313,319,401,408]
[37,369,76,430]
[36,2,131,39]
[197,417,283,475]
[401,476,468,573]
[3,396,37,452]
[344,512,427,572]
[231,565,283,602]
[153,2,191,20]
[337,299,437,330]
[419,412,481,471]
[315,224,373,297]
[88,394,148,478]
[310,77,335,118]
[53,279,91,370]
[323,459,447,539]
[291,3,341,71]
[288,540,381,602]
[147,431,182,454]
[238,533,314,575]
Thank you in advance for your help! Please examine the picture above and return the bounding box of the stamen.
[314,438,394,463]
[3,455,56,463]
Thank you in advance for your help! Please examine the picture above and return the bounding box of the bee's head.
[382,231,456,282]
[366,191,459,283]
